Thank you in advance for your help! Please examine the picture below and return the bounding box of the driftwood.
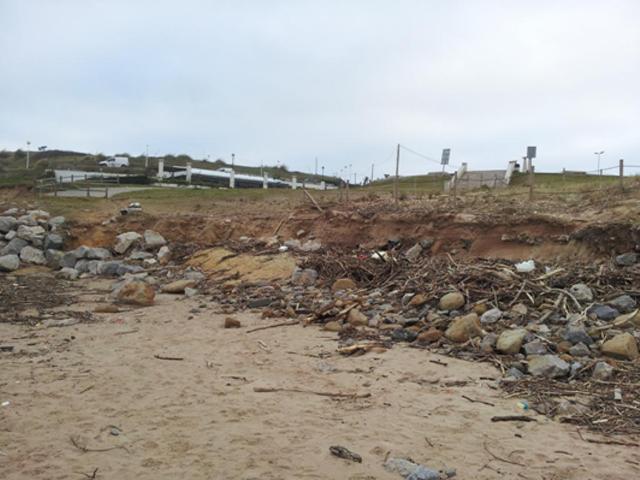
[253,387,371,399]
[246,320,299,334]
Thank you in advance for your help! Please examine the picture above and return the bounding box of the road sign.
[527,146,537,159]
[441,148,451,165]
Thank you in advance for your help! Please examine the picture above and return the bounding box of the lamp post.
[594,150,604,175]
[26,141,31,169]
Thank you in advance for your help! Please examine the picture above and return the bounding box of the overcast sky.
[1,0,639,178]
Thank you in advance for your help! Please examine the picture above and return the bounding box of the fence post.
[54,180,58,197]
[452,172,458,202]
[229,170,235,189]
[346,180,350,203]
[105,186,109,199]
[528,166,535,201]
[394,143,400,206]
[619,159,624,192]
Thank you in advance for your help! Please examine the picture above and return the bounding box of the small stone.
[0,254,20,271]
[523,340,547,356]
[291,267,318,286]
[417,327,442,343]
[323,321,343,332]
[601,333,639,360]
[157,245,171,264]
[19,246,46,265]
[184,287,198,298]
[129,250,154,260]
[247,298,273,308]
[608,295,636,314]
[162,279,198,294]
[563,325,594,345]
[480,308,502,325]
[114,231,142,254]
[496,328,528,354]
[569,342,591,357]
[587,304,619,321]
[445,313,482,343]
[45,249,64,268]
[409,293,427,307]
[391,328,418,342]
[592,361,614,380]
[528,355,570,378]
[480,333,497,352]
[347,308,368,326]
[569,283,593,302]
[143,230,167,249]
[405,243,423,262]
[43,318,79,328]
[94,304,120,313]
[115,281,155,305]
[504,367,525,380]
[57,267,79,280]
[615,252,638,266]
[48,216,66,229]
[511,303,528,316]
[224,317,241,328]
[439,291,465,311]
[473,303,488,315]
[331,278,356,292]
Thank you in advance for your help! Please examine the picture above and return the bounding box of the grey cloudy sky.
[1,0,639,177]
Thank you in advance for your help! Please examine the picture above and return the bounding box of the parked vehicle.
[99,156,129,168]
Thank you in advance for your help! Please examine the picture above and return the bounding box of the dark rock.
[391,328,418,342]
[563,325,593,345]
[615,252,638,266]
[248,298,273,308]
[587,304,619,321]
[608,295,636,314]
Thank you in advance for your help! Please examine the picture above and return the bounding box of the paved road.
[48,186,150,198]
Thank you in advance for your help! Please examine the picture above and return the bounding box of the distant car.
[99,156,129,168]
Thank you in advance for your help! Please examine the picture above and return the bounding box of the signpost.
[441,148,451,173]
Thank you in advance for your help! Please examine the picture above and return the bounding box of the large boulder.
[439,291,465,311]
[496,328,528,354]
[0,254,20,272]
[44,233,64,250]
[16,225,46,243]
[114,232,142,254]
[0,216,17,233]
[45,249,64,269]
[601,333,639,360]
[19,246,46,265]
[48,216,66,230]
[115,281,155,305]
[143,230,166,249]
[85,247,112,260]
[445,313,482,343]
[528,355,570,378]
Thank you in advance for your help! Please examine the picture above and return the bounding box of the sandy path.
[1,293,638,479]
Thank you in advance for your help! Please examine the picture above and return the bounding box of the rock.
[57,267,79,280]
[4,230,16,241]
[291,267,318,286]
[184,287,198,298]
[1,237,28,255]
[20,246,46,265]
[43,318,79,328]
[347,308,368,326]
[17,214,37,226]
[224,317,241,328]
[405,243,423,262]
[300,240,322,252]
[587,304,619,321]
[556,399,590,417]
[27,209,49,220]
[323,321,343,332]
[409,293,427,307]
[439,291,465,311]
[129,250,154,260]
[496,328,528,354]
[417,327,442,343]
[528,355,570,378]
[114,231,142,254]
[144,230,167,249]
[445,313,482,343]
[331,278,356,292]
[569,283,593,302]
[85,247,112,260]
[592,361,614,380]
[94,304,120,313]
[608,295,636,314]
[48,216,66,229]
[391,328,418,342]
[504,367,525,380]
[563,325,593,345]
[601,333,639,360]
[615,252,638,266]
[511,303,528,316]
[16,225,46,243]
[0,254,20,271]
[97,261,142,277]
[45,249,64,268]
[248,298,272,308]
[157,245,170,264]
[161,279,198,294]
[60,251,79,268]
[523,340,548,356]
[480,333,497,352]
[569,342,591,357]
[383,457,441,480]
[44,233,64,250]
[2,208,18,216]
[115,281,155,305]
[480,308,502,325]
[0,216,17,233]
[184,270,205,281]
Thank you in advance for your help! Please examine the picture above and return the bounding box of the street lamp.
[594,150,605,175]
[26,141,31,169]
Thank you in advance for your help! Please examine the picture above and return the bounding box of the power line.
[399,144,458,169]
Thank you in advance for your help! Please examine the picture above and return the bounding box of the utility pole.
[26,141,31,169]
[371,163,374,182]
[145,144,149,168]
[315,157,318,176]
[321,166,324,179]
[353,172,357,184]
[394,143,400,205]
[231,153,235,167]
[594,150,604,175]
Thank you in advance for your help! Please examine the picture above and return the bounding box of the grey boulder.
[528,355,570,378]
[0,254,20,271]
[0,216,17,233]
[20,246,46,265]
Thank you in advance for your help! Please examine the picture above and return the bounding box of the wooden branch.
[491,415,537,423]
[253,387,371,399]
[153,354,184,361]
[303,188,324,212]
[246,320,299,334]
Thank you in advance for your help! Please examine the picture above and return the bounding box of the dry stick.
[81,468,99,480]
[245,320,299,334]
[483,441,525,467]
[253,387,371,399]
[70,436,129,454]
[302,188,324,212]
[429,359,448,367]
[153,354,184,361]
[576,428,639,447]
[462,395,495,407]
[491,415,537,422]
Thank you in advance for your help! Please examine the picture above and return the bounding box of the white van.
[99,156,129,168]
